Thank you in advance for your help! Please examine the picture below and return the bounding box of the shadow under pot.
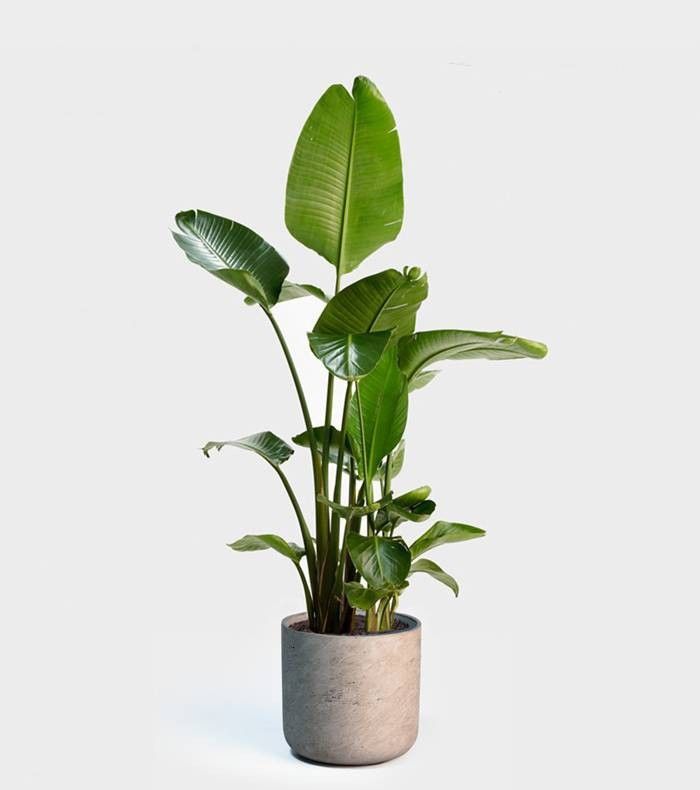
[281,612,421,766]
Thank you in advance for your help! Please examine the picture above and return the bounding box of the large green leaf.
[202,431,293,467]
[313,268,428,340]
[285,76,403,274]
[410,521,486,559]
[348,347,408,479]
[347,532,411,589]
[308,330,392,380]
[409,558,459,596]
[398,330,549,384]
[228,533,305,563]
[172,209,288,309]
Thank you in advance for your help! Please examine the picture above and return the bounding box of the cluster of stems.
[261,277,393,635]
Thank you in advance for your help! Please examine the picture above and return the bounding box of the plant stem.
[355,382,372,506]
[262,307,328,627]
[262,307,317,456]
[273,465,318,610]
[320,267,342,492]
[295,563,315,625]
[329,382,353,562]
[321,374,334,494]
[316,269,343,631]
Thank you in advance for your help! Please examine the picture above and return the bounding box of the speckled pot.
[281,612,421,765]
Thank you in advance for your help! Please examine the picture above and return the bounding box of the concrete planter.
[281,612,421,765]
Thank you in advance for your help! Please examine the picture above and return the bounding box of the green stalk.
[383,450,392,497]
[321,380,354,633]
[262,307,328,627]
[295,564,315,625]
[273,465,318,612]
[320,267,342,492]
[355,382,372,507]
[321,374,335,494]
[329,382,353,561]
[316,269,343,631]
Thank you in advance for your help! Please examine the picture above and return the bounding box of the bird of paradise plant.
[172,76,547,634]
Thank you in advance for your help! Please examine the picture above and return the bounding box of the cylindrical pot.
[281,612,421,765]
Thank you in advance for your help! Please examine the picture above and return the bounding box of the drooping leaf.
[409,558,459,596]
[347,532,411,589]
[285,76,403,274]
[348,347,408,479]
[308,330,392,380]
[292,426,351,470]
[313,268,428,341]
[408,369,439,392]
[279,282,329,303]
[410,521,486,559]
[172,209,288,308]
[245,281,329,306]
[398,330,549,385]
[202,431,293,467]
[317,492,392,520]
[228,533,305,563]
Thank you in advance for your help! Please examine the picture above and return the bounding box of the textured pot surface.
[281,612,421,765]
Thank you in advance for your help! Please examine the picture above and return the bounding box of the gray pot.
[281,612,421,765]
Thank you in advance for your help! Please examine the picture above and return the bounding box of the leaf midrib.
[336,90,358,272]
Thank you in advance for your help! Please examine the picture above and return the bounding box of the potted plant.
[171,75,547,765]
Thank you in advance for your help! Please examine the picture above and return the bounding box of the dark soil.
[290,614,410,635]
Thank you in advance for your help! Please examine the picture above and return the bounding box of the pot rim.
[282,611,421,637]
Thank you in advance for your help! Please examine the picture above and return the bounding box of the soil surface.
[290,614,410,635]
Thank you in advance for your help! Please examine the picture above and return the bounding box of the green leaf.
[308,330,392,380]
[245,281,329,306]
[393,485,432,508]
[313,268,428,341]
[347,532,411,589]
[398,330,549,385]
[317,492,392,520]
[202,431,293,467]
[228,533,305,563]
[292,426,351,470]
[409,558,459,596]
[410,521,486,559]
[172,209,288,308]
[408,369,439,392]
[343,581,385,610]
[375,485,435,532]
[348,347,408,479]
[279,282,329,303]
[285,76,403,274]
[388,498,436,523]
[343,580,408,610]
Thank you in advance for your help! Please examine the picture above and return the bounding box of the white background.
[2,3,699,788]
